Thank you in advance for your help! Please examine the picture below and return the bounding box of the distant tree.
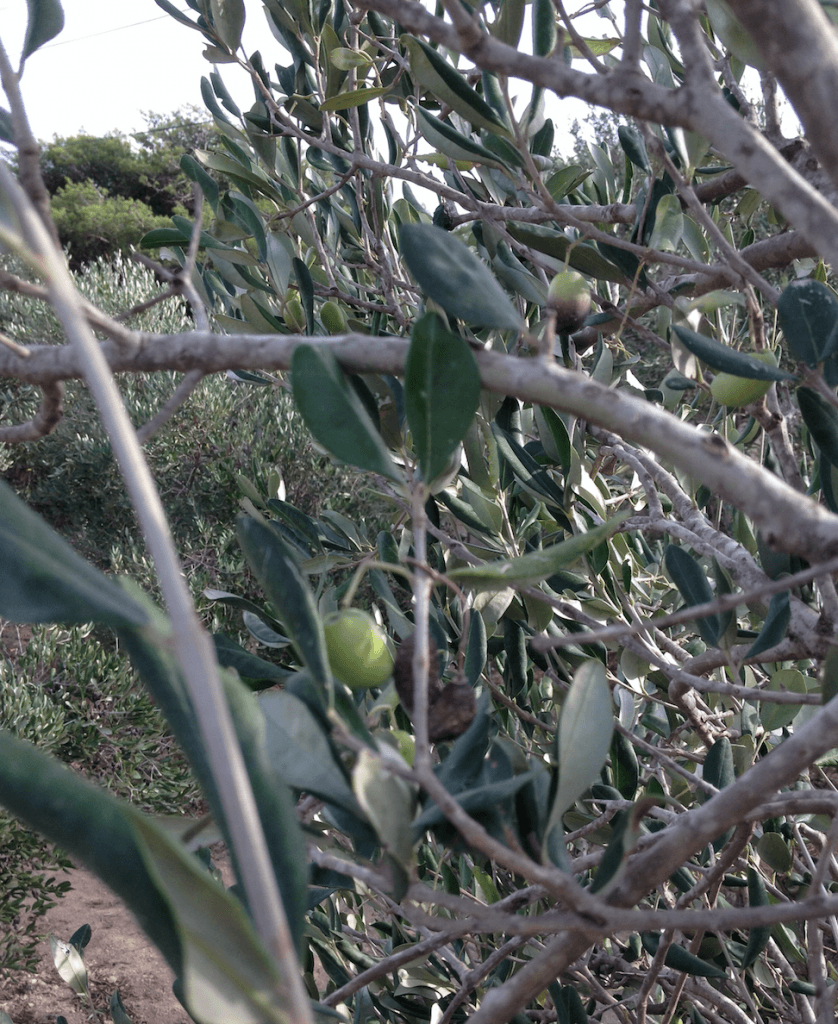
[48,179,174,267]
[37,107,218,265]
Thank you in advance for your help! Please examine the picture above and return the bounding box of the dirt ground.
[0,862,191,1024]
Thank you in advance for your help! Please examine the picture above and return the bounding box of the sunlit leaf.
[569,36,621,57]
[132,815,293,1024]
[647,193,684,252]
[319,86,391,111]
[353,749,415,869]
[50,936,87,994]
[544,661,614,853]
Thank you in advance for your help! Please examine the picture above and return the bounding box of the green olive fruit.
[321,300,348,335]
[709,350,778,408]
[546,270,592,333]
[323,609,394,690]
[285,297,306,333]
[388,729,416,767]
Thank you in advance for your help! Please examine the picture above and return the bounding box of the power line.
[40,14,182,49]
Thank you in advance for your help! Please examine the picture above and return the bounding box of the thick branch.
[0,380,62,441]
[3,333,837,562]
[725,0,838,197]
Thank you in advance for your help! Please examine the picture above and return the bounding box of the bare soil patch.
[0,863,189,1024]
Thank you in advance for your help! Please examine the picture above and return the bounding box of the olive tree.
[5,1,838,1023]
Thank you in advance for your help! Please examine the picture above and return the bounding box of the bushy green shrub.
[50,179,177,267]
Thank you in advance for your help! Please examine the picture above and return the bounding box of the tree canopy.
[30,108,218,264]
[6,2,838,1024]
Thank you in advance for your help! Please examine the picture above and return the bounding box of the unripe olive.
[285,297,306,333]
[709,350,778,408]
[546,270,592,333]
[321,300,348,335]
[323,609,394,690]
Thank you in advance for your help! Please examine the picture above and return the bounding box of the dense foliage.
[31,108,218,264]
[6,2,838,1024]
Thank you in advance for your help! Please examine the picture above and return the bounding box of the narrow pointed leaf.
[590,799,654,894]
[641,932,728,978]
[116,595,307,955]
[647,193,683,252]
[745,590,790,660]
[761,668,807,731]
[353,749,415,869]
[448,515,627,590]
[0,480,148,629]
[400,223,524,330]
[596,241,649,289]
[50,936,87,993]
[544,661,614,849]
[673,325,794,380]
[703,736,735,848]
[403,36,510,136]
[437,693,491,795]
[0,730,182,972]
[465,610,487,687]
[109,990,134,1024]
[405,313,481,481]
[415,107,512,171]
[414,770,540,833]
[507,223,624,283]
[618,125,650,171]
[260,690,361,813]
[532,0,558,56]
[739,867,771,968]
[778,278,838,366]
[22,0,64,60]
[491,424,566,507]
[236,514,332,687]
[319,86,391,111]
[154,0,197,28]
[664,545,721,646]
[132,815,292,1024]
[210,0,245,50]
[292,345,401,482]
[799,386,838,469]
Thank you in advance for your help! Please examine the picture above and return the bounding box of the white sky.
[0,0,270,140]
[0,0,603,149]
[0,0,796,153]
